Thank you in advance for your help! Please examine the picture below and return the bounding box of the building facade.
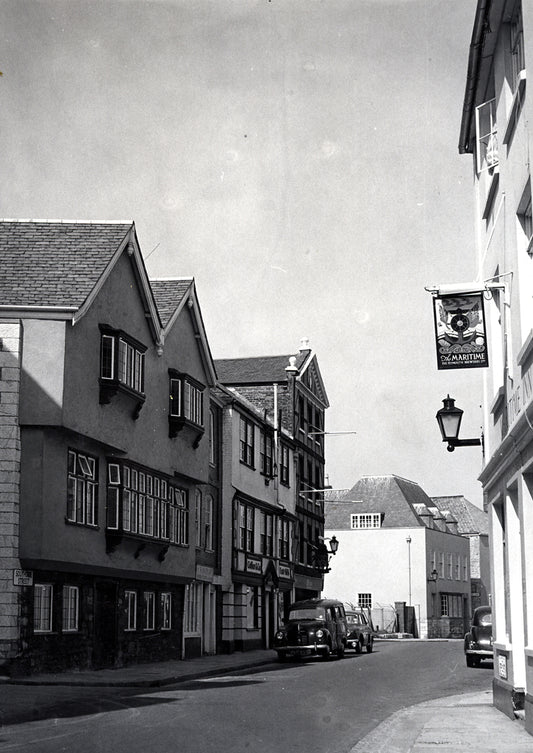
[323,475,471,640]
[0,221,217,674]
[214,385,296,651]
[458,0,533,730]
[215,339,330,606]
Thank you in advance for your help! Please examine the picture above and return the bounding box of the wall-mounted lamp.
[427,569,439,582]
[436,395,482,453]
[312,536,339,572]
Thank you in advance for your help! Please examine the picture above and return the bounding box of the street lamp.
[313,536,340,572]
[436,395,482,452]
[406,536,412,606]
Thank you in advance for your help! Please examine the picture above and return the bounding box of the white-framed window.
[279,519,290,559]
[169,375,204,427]
[261,512,274,556]
[195,490,202,547]
[67,449,98,526]
[239,415,254,467]
[431,550,437,573]
[440,593,464,618]
[161,592,172,630]
[455,555,461,581]
[475,98,498,173]
[62,585,79,632]
[34,584,53,633]
[100,329,145,395]
[350,513,381,529]
[280,444,290,486]
[463,556,468,582]
[170,488,189,545]
[447,553,453,580]
[260,431,273,476]
[439,552,445,578]
[204,494,214,551]
[184,582,202,635]
[125,590,137,631]
[358,593,372,609]
[144,591,155,631]
[236,500,254,552]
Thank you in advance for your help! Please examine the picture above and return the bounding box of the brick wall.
[0,321,22,667]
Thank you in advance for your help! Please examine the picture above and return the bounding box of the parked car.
[346,609,374,653]
[274,598,347,661]
[464,605,493,667]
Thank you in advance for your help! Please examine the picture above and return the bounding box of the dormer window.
[99,325,146,417]
[351,513,381,529]
[168,370,205,442]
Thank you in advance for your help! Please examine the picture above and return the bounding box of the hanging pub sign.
[433,292,489,370]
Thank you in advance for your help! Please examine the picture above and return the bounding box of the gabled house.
[212,384,296,652]
[431,495,490,611]
[323,475,471,639]
[0,220,217,674]
[215,338,330,603]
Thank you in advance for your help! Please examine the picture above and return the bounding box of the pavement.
[1,646,532,751]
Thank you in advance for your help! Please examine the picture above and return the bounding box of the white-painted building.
[323,475,471,639]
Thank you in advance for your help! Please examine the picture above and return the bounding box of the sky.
[0,0,485,507]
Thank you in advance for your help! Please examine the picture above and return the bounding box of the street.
[0,641,492,753]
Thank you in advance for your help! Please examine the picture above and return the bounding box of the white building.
[323,475,471,639]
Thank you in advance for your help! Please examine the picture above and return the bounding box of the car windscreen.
[476,611,492,627]
[346,614,363,626]
[289,608,326,620]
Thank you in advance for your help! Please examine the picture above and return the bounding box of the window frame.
[280,444,290,486]
[125,590,137,631]
[260,430,274,477]
[67,449,98,527]
[168,371,205,430]
[358,593,372,610]
[34,583,53,633]
[161,592,172,630]
[62,585,79,632]
[100,326,146,397]
[350,513,381,529]
[143,591,155,631]
[239,415,255,467]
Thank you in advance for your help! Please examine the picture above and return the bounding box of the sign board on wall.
[433,293,489,370]
[13,569,33,586]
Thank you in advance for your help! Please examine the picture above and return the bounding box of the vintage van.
[273,598,347,661]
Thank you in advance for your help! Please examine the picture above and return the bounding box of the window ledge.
[503,69,526,146]
[490,386,505,416]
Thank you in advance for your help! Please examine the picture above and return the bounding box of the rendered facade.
[323,475,471,640]
[458,0,533,730]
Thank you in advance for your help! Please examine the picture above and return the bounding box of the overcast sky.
[1,0,485,506]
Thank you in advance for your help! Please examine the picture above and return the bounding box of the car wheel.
[277,652,287,662]
[466,655,477,668]
[321,644,332,660]
[337,643,345,659]
[355,639,363,654]
[366,638,373,653]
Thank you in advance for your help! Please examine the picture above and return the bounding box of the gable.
[298,355,329,407]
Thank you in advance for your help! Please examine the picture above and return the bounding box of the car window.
[478,612,492,627]
[347,614,362,626]
[289,608,325,620]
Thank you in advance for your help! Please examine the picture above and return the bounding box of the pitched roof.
[431,495,488,535]
[0,220,133,308]
[215,352,310,385]
[150,278,193,327]
[325,475,434,529]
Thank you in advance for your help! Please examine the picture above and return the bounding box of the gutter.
[458,0,492,154]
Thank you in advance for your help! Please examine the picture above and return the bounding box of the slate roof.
[431,495,488,535]
[215,352,310,385]
[0,220,133,308]
[150,278,193,327]
[325,475,436,529]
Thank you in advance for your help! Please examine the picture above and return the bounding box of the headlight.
[275,631,285,640]
[315,629,324,639]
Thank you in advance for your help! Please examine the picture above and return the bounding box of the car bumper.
[465,648,493,658]
[275,643,328,657]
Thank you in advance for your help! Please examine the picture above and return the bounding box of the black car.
[274,598,347,661]
[464,605,493,667]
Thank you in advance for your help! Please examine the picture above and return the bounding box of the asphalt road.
[0,641,492,753]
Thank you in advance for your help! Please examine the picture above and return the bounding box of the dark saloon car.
[274,598,347,661]
[346,609,374,653]
[464,605,493,667]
